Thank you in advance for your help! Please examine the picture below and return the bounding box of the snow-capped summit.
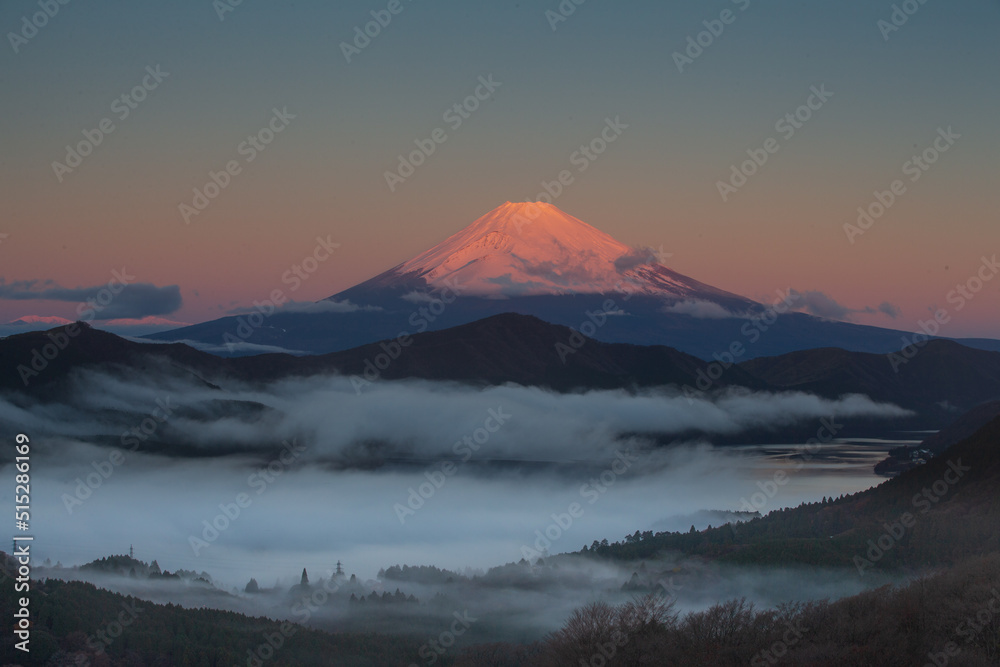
[330,201,753,306]
[149,201,995,360]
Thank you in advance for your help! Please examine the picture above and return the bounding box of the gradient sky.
[1,0,998,336]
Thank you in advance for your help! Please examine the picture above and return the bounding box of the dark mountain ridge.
[5,315,1000,433]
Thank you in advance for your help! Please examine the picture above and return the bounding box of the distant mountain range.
[145,202,1000,359]
[0,314,762,396]
[742,341,1000,416]
[5,314,1000,432]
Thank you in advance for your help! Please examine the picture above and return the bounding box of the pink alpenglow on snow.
[341,201,753,305]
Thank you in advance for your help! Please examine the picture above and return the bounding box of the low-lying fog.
[2,367,914,636]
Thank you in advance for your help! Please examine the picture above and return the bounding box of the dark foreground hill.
[588,415,1000,571]
[455,553,1000,667]
[874,399,1000,475]
[919,400,1000,454]
[0,570,426,667]
[5,553,998,667]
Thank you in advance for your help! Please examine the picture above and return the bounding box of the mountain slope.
[739,341,1000,416]
[310,312,765,391]
[0,315,763,397]
[0,574,426,666]
[148,201,1000,359]
[8,316,1000,428]
[918,400,1000,453]
[874,399,1000,475]
[591,414,1000,569]
[334,201,755,307]
[0,322,231,396]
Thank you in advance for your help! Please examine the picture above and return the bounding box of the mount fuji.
[334,201,753,308]
[148,202,1000,358]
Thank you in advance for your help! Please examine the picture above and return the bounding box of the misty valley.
[3,311,1000,665]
